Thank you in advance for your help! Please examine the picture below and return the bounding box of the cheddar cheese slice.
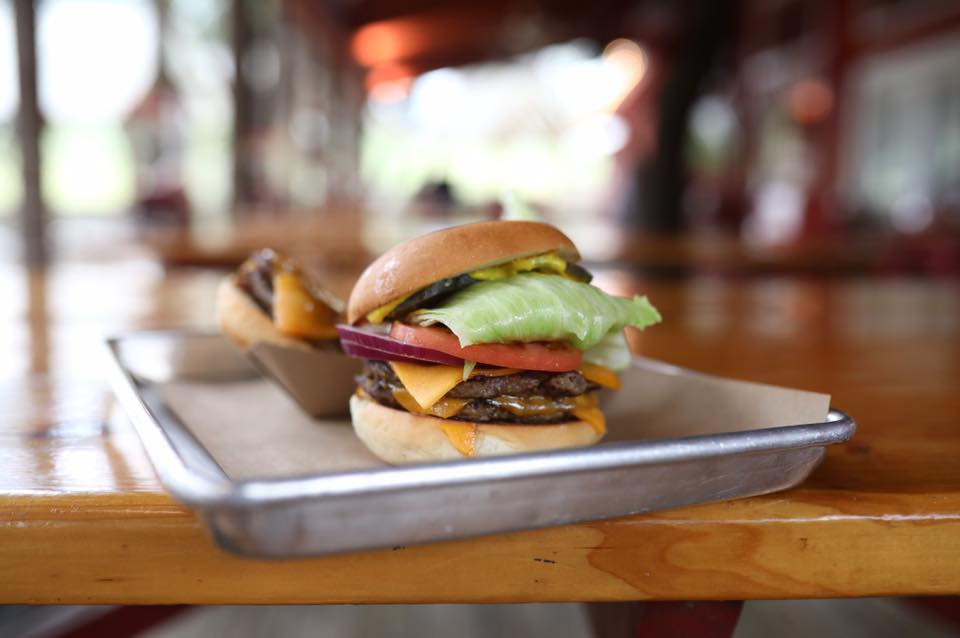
[389,362,520,411]
[571,406,606,436]
[579,363,620,390]
[273,271,340,339]
[388,360,609,443]
[571,392,606,435]
[389,362,465,411]
[392,387,468,419]
[440,422,478,456]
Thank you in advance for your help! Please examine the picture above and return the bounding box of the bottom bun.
[350,394,603,464]
[216,277,306,350]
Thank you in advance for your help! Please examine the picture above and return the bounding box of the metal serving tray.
[104,329,855,558]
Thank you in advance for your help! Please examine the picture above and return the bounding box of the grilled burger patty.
[236,249,276,314]
[357,360,599,424]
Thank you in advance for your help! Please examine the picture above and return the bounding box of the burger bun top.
[347,220,579,324]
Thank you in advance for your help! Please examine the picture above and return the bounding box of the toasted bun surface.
[349,394,601,464]
[216,277,308,350]
[347,221,580,324]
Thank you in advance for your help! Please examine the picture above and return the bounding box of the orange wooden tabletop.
[1,257,959,604]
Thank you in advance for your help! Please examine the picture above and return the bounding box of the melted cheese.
[490,395,573,418]
[570,393,605,435]
[392,388,468,419]
[440,422,478,456]
[388,362,519,411]
[385,361,609,454]
[579,363,620,390]
[389,362,465,410]
[571,406,606,435]
[273,271,340,339]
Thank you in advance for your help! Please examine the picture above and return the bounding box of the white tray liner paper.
[154,358,830,481]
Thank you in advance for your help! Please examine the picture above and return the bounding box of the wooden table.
[2,258,959,605]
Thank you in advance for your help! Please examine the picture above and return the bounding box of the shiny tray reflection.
[104,329,855,558]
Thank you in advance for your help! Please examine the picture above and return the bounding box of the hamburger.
[339,221,661,464]
[217,248,345,350]
[217,249,363,418]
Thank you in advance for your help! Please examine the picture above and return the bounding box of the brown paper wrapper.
[245,342,362,418]
[155,358,829,481]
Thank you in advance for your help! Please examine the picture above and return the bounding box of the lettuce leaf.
[414,273,660,350]
[582,330,633,370]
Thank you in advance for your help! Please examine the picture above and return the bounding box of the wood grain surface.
[1,258,959,603]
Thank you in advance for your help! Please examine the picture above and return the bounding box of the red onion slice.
[340,341,460,365]
[337,324,464,366]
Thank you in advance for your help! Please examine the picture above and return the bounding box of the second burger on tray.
[338,220,661,464]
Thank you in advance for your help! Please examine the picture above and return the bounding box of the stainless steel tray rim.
[106,333,854,508]
[104,337,237,505]
[234,411,854,504]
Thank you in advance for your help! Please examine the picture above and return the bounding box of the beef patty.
[357,360,599,424]
[236,249,276,314]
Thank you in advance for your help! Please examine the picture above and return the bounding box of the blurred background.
[3,1,960,636]
[2,0,959,274]
[0,0,960,637]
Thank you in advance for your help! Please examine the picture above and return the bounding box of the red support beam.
[52,606,189,638]
[852,5,960,56]
[812,0,852,237]
[587,601,744,638]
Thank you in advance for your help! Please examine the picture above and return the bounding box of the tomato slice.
[389,323,582,372]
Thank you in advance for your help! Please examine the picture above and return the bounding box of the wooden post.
[631,0,732,233]
[14,0,46,266]
[232,0,254,210]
